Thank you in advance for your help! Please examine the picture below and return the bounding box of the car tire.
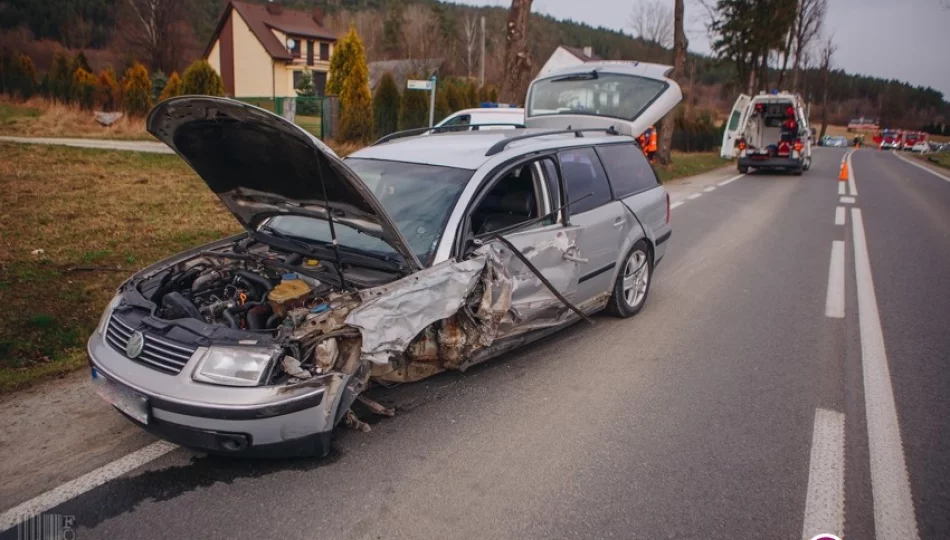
[607,240,652,318]
[738,165,749,174]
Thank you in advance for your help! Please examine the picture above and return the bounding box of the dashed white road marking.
[839,196,856,204]
[687,193,702,200]
[0,441,178,532]
[835,206,846,226]
[670,201,684,210]
[717,174,744,187]
[703,186,716,193]
[852,208,920,540]
[825,241,846,318]
[838,182,846,195]
[892,151,950,184]
[846,152,858,196]
[801,408,846,540]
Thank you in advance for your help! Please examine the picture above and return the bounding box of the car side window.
[596,143,659,198]
[558,148,612,215]
[442,114,471,128]
[469,160,546,236]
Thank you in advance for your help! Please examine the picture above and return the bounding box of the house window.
[319,42,330,60]
[290,38,301,57]
[307,40,314,66]
[314,72,327,96]
[293,70,303,89]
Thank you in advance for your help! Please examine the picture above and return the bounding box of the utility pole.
[480,15,486,89]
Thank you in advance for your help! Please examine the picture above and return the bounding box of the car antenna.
[316,157,349,290]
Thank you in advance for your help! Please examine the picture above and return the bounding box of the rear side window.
[596,143,659,198]
[558,148,612,214]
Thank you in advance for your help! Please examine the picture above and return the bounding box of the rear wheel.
[738,165,749,174]
[607,240,652,318]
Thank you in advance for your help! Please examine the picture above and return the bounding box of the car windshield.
[527,72,666,120]
[264,159,472,267]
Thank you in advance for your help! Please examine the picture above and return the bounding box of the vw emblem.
[126,331,145,359]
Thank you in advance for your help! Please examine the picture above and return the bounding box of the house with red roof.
[204,0,338,98]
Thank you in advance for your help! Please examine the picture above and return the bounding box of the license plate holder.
[91,369,150,425]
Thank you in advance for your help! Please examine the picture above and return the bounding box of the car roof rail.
[484,126,621,157]
[371,123,527,146]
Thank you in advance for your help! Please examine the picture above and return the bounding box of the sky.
[454,0,950,98]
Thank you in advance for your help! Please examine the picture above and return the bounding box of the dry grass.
[654,152,730,183]
[0,143,240,394]
[0,97,152,140]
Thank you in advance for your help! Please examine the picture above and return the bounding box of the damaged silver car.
[87,62,681,457]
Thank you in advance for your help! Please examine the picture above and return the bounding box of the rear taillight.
[793,139,803,152]
[738,138,746,151]
[665,192,670,224]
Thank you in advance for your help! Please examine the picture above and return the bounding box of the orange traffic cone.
[839,161,848,181]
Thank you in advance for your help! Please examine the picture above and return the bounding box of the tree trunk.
[819,63,830,139]
[500,0,533,104]
[656,0,686,167]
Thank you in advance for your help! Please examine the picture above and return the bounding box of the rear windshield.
[527,72,666,121]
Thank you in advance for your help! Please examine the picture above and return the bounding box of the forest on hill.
[1,0,946,128]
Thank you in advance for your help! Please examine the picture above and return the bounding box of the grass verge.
[655,152,730,183]
[0,143,240,394]
[0,97,152,140]
[916,152,950,170]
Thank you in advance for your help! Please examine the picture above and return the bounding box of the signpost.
[407,75,438,128]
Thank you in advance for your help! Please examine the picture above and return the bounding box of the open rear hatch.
[524,61,682,137]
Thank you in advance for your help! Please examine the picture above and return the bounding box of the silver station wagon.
[87,62,682,457]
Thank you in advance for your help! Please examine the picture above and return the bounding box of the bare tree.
[791,0,826,92]
[657,0,686,166]
[628,0,674,48]
[404,4,442,72]
[500,0,533,103]
[118,0,191,73]
[818,34,836,140]
[459,12,479,79]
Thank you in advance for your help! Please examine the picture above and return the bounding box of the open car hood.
[147,97,422,272]
[524,61,683,137]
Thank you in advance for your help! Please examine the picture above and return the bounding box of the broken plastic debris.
[31,249,45,256]
[280,356,312,379]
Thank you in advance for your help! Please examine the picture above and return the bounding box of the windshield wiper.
[254,225,321,257]
[255,226,408,275]
[552,70,598,82]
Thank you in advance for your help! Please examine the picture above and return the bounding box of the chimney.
[312,7,324,26]
[266,3,282,15]
[583,46,593,59]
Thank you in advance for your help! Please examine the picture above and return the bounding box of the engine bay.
[131,238,387,384]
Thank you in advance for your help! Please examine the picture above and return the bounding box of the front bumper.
[739,156,803,170]
[87,332,339,457]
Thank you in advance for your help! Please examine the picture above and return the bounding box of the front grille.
[105,315,197,374]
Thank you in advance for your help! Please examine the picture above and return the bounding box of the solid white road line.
[670,201,684,210]
[0,441,177,531]
[825,241,846,318]
[838,182,846,195]
[847,152,858,196]
[835,206,846,226]
[717,173,744,187]
[840,196,856,204]
[893,151,950,184]
[801,408,846,540]
[704,186,716,193]
[687,193,702,200]
[852,208,920,540]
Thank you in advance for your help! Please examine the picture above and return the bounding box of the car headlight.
[95,294,123,336]
[192,346,280,387]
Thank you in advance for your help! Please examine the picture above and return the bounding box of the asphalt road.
[3,147,949,540]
